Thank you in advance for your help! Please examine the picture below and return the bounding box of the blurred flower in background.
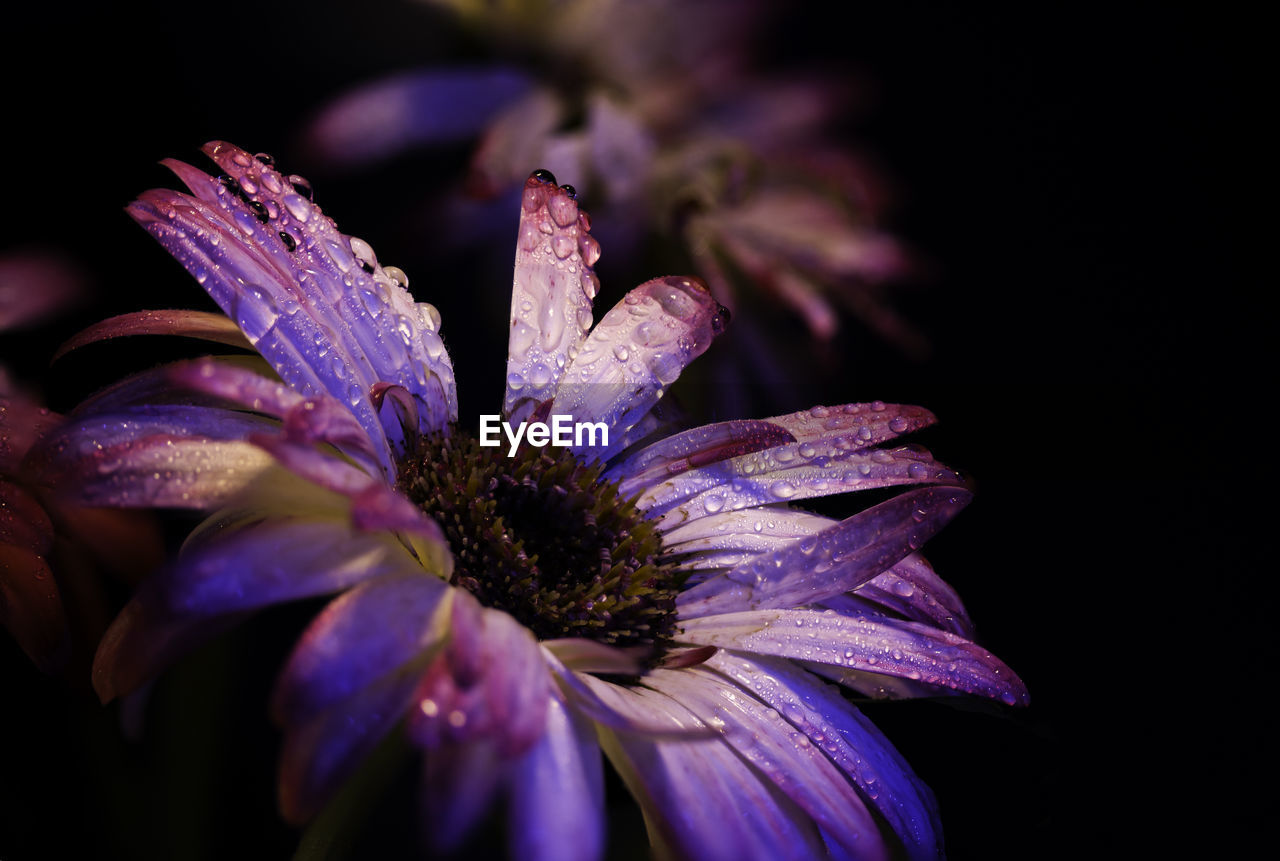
[303,0,924,408]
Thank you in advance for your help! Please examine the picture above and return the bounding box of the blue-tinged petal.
[594,683,830,861]
[92,516,422,702]
[53,309,252,361]
[304,68,535,168]
[278,663,422,824]
[639,442,964,530]
[272,573,451,726]
[506,693,606,861]
[662,507,833,560]
[504,172,601,423]
[552,276,729,461]
[828,553,975,639]
[28,406,275,509]
[604,419,795,496]
[406,593,551,758]
[706,651,943,861]
[418,741,507,853]
[677,609,1029,706]
[646,667,889,861]
[545,655,715,740]
[678,488,971,618]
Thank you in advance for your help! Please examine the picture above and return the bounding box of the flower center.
[400,428,682,656]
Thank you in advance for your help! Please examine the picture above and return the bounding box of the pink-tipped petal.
[553,276,729,461]
[504,171,601,423]
[53,309,252,362]
[505,693,606,861]
[678,487,972,618]
[677,609,1030,707]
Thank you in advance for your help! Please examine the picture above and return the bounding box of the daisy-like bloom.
[303,0,920,357]
[34,142,1025,858]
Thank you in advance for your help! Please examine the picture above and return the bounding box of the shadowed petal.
[29,407,276,509]
[506,693,606,861]
[647,667,889,861]
[553,276,729,461]
[419,741,507,853]
[829,553,975,639]
[92,517,422,702]
[595,683,830,860]
[677,609,1029,706]
[706,651,943,860]
[53,309,252,361]
[678,487,971,617]
[504,172,601,423]
[304,68,535,168]
[272,573,451,725]
[0,544,69,673]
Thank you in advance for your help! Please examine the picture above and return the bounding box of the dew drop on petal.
[769,480,797,499]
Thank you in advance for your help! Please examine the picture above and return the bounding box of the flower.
[301,0,923,367]
[37,142,1026,858]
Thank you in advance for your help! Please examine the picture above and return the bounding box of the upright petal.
[552,276,729,461]
[504,171,601,423]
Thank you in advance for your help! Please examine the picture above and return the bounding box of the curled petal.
[677,609,1030,706]
[553,276,729,461]
[53,309,252,362]
[678,487,972,618]
[504,171,602,423]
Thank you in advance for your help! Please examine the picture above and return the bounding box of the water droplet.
[769,480,797,499]
[703,495,724,514]
[282,193,310,222]
[506,372,524,391]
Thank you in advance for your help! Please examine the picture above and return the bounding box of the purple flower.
[39,142,1025,859]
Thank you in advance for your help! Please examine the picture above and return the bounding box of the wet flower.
[303,0,921,362]
[37,142,1025,858]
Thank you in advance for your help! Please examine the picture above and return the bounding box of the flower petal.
[706,651,943,860]
[504,171,602,423]
[553,276,728,461]
[604,419,795,497]
[678,487,972,618]
[52,309,252,362]
[92,516,422,702]
[829,553,975,639]
[639,442,963,529]
[646,667,889,860]
[303,67,535,167]
[271,573,451,726]
[677,609,1029,706]
[29,406,276,509]
[0,543,69,673]
[761,401,937,446]
[505,693,606,861]
[594,683,830,860]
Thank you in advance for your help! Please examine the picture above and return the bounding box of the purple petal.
[469,88,566,196]
[832,553,975,639]
[1,394,61,472]
[678,487,972,618]
[594,683,830,859]
[706,651,943,860]
[506,693,606,861]
[646,667,889,860]
[662,508,833,567]
[278,665,421,824]
[0,252,87,330]
[762,401,937,446]
[677,608,1029,706]
[29,406,276,509]
[604,419,795,497]
[639,441,963,529]
[271,573,450,725]
[52,309,252,361]
[504,172,601,423]
[406,594,551,758]
[545,656,715,740]
[418,741,507,853]
[304,68,535,167]
[552,276,729,461]
[92,517,423,702]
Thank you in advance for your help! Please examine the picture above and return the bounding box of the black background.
[1,2,1262,858]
